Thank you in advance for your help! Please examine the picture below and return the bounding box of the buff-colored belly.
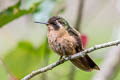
[48,33,76,56]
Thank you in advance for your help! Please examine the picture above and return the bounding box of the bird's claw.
[59,56,63,62]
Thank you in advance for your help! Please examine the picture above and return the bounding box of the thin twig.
[22,40,120,80]
[75,0,85,31]
[69,0,85,79]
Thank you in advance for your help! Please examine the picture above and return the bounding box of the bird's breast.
[48,30,76,56]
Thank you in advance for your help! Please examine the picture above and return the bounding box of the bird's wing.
[67,27,84,52]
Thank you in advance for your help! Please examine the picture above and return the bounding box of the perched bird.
[35,16,100,71]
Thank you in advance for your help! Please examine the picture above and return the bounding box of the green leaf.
[3,40,48,79]
[0,1,42,27]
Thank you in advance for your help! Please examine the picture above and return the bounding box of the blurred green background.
[0,0,120,80]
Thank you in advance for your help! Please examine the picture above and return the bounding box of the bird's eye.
[51,22,57,26]
[51,21,60,30]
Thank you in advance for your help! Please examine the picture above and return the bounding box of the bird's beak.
[35,21,49,25]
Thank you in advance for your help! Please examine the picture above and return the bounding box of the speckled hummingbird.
[35,16,100,71]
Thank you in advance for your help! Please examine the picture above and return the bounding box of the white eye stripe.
[56,20,62,27]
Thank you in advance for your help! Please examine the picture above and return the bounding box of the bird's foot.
[59,56,63,61]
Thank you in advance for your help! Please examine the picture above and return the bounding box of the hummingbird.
[35,16,100,71]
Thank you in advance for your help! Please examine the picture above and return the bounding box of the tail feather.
[70,55,100,72]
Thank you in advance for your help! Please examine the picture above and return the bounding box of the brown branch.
[75,0,85,31]
[22,40,120,80]
[70,0,85,80]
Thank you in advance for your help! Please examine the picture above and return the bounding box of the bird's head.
[35,16,70,30]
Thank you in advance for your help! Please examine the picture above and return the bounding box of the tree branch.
[69,0,85,80]
[22,40,120,80]
[75,0,85,31]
